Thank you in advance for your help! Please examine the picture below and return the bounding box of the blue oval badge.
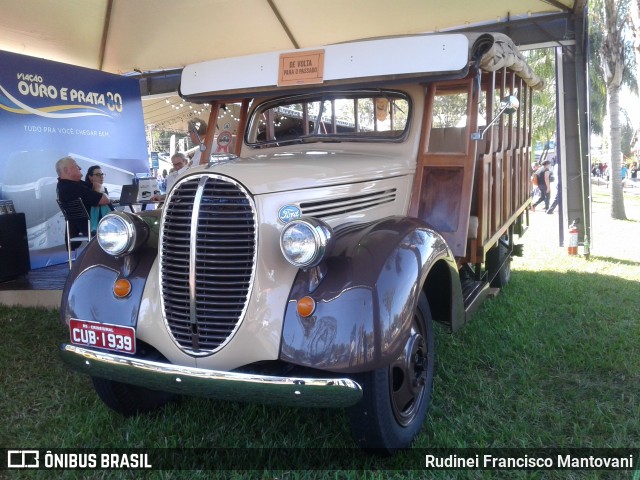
[278,205,301,223]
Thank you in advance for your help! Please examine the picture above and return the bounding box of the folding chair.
[57,198,92,269]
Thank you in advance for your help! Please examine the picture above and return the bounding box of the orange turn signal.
[296,296,316,318]
[113,278,132,298]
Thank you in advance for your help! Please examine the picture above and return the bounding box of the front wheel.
[347,292,434,453]
[92,377,176,417]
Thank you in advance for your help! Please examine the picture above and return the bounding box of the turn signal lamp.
[296,296,316,317]
[113,278,132,298]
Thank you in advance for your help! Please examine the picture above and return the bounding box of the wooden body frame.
[408,68,533,264]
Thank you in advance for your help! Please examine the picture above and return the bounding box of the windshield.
[246,91,410,147]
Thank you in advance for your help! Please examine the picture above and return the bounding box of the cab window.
[246,91,410,147]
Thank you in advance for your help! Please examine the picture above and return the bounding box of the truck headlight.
[97,212,149,256]
[280,217,334,268]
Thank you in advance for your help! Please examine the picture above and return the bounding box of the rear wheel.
[347,292,434,453]
[486,235,511,288]
[92,377,176,417]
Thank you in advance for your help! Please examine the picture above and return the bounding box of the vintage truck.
[60,32,541,451]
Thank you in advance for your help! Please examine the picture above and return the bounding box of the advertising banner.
[0,50,148,268]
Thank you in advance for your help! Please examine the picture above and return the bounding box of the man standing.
[532,160,551,212]
[56,156,110,234]
[546,175,561,214]
[151,152,190,201]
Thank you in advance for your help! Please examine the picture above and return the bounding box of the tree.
[591,0,637,219]
[589,14,607,137]
[621,110,634,158]
[524,48,557,163]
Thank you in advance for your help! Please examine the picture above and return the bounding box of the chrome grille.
[160,174,256,355]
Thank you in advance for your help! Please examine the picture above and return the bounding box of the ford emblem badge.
[278,205,301,223]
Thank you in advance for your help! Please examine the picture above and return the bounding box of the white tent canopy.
[0,0,582,131]
[0,0,578,74]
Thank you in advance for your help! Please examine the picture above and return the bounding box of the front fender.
[59,211,160,329]
[280,216,461,373]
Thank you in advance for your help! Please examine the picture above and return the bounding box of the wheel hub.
[389,323,428,426]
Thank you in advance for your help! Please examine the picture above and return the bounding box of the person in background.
[531,160,551,212]
[56,156,110,236]
[530,162,540,204]
[85,165,108,194]
[151,152,190,202]
[158,169,168,194]
[188,119,207,165]
[84,165,114,231]
[547,174,561,214]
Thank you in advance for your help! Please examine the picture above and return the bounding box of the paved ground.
[527,178,640,261]
[591,176,640,195]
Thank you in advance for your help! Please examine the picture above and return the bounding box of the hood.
[182,149,415,195]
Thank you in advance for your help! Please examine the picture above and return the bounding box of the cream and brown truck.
[60,32,541,452]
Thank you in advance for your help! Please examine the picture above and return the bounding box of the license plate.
[69,319,136,354]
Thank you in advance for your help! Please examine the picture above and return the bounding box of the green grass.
[1,185,639,479]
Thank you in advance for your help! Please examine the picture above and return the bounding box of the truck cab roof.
[180,32,542,103]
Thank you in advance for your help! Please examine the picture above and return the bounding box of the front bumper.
[60,344,363,408]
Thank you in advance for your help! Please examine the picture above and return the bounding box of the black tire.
[347,292,434,453]
[486,236,511,288]
[91,377,176,417]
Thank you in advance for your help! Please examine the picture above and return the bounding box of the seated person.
[56,156,110,238]
[85,165,115,232]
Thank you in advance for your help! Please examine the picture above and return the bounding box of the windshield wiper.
[299,135,341,143]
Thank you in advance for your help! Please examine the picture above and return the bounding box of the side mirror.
[499,95,519,115]
[472,95,520,140]
[190,128,207,152]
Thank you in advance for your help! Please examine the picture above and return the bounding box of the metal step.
[462,280,500,324]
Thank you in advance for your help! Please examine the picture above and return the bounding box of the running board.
[463,281,500,324]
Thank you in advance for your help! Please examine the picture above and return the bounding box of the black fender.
[280,216,464,373]
[58,210,161,329]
